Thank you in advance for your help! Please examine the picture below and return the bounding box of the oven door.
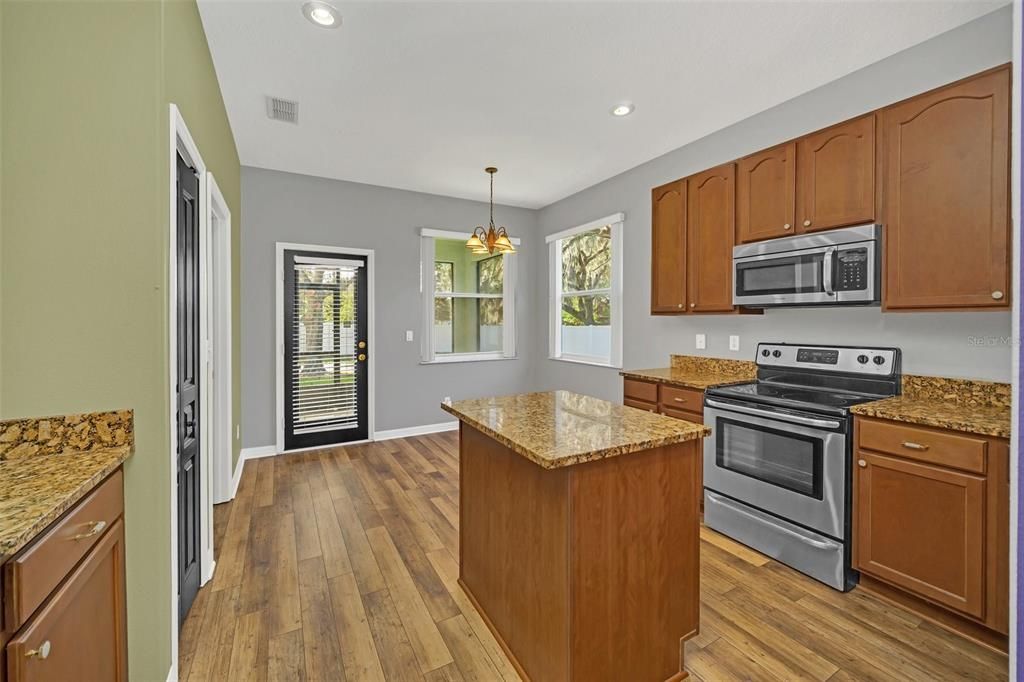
[733,243,876,306]
[703,398,848,539]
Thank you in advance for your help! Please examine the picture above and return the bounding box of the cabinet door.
[736,142,796,243]
[854,452,984,619]
[6,519,127,682]
[881,67,1010,310]
[687,164,736,312]
[797,114,875,232]
[650,180,687,313]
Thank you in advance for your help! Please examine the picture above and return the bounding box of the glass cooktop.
[705,381,884,415]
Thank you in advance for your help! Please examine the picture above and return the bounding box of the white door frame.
[275,242,376,454]
[207,173,234,507]
[168,103,228,679]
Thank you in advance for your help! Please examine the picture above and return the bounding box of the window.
[547,213,623,367]
[420,229,518,363]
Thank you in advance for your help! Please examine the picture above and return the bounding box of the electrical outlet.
[405,330,414,342]
[443,396,452,406]
[729,335,740,351]
[695,334,706,350]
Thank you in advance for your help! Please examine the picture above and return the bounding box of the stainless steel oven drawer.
[705,490,848,591]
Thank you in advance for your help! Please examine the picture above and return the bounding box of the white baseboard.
[373,420,458,441]
[166,663,177,682]
[201,557,217,586]
[241,445,278,460]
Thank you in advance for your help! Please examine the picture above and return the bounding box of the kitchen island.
[441,391,709,681]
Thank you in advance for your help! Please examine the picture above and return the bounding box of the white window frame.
[547,213,624,368]
[420,228,520,363]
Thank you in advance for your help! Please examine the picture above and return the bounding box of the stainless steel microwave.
[732,224,881,308]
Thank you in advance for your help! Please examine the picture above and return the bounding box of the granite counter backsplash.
[850,375,1010,438]
[621,354,757,391]
[0,409,133,460]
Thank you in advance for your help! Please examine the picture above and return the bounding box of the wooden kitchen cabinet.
[650,180,687,313]
[797,114,875,232]
[880,66,1010,310]
[736,142,796,244]
[854,417,1009,646]
[6,520,127,682]
[687,163,736,312]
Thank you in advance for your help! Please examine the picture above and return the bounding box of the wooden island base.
[458,423,701,681]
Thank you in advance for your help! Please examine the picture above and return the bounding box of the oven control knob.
[873,356,885,365]
[772,350,781,358]
[857,354,869,364]
[761,349,770,357]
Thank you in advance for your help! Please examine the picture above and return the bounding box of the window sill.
[421,354,518,365]
[549,355,621,369]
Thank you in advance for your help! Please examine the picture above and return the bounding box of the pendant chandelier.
[466,167,515,255]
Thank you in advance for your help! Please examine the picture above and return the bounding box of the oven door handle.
[704,399,842,429]
[706,492,837,550]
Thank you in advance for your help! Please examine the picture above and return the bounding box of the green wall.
[0,1,240,679]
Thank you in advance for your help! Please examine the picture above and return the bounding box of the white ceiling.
[198,0,1006,209]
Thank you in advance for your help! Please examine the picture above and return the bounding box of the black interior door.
[284,250,369,450]
[176,152,201,626]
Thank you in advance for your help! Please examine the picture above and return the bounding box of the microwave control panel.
[835,248,868,291]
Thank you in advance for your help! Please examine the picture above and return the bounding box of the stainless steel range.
[702,342,901,591]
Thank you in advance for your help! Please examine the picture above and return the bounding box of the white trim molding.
[544,212,625,244]
[275,242,376,454]
[374,421,459,441]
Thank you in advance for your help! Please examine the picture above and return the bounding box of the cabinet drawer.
[4,470,123,630]
[857,419,986,474]
[623,379,658,403]
[659,386,704,413]
[6,518,126,682]
[623,398,657,413]
[660,407,703,425]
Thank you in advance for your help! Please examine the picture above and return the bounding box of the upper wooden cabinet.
[797,114,875,232]
[736,142,796,244]
[687,164,736,312]
[650,180,687,313]
[880,67,1010,310]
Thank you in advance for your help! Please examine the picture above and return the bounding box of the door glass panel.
[736,253,825,296]
[716,418,823,499]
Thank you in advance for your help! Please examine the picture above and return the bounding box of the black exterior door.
[284,250,369,450]
[176,152,201,626]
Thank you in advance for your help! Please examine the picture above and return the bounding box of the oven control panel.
[757,343,898,375]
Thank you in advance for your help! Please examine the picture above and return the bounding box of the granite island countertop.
[0,410,134,563]
[620,354,757,390]
[441,390,709,469]
[850,376,1010,439]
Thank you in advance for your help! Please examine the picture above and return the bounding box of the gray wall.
[532,6,1014,403]
[241,167,539,447]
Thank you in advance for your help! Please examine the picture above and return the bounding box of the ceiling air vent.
[266,96,298,124]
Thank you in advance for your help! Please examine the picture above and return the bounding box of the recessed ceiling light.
[303,1,341,28]
[610,103,635,117]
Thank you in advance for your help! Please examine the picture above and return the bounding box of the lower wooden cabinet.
[2,470,127,682]
[853,417,1008,641]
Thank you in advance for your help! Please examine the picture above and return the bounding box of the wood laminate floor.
[178,431,1008,681]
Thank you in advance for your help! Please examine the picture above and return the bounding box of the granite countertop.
[0,446,132,563]
[850,376,1010,439]
[0,410,134,563]
[441,390,709,469]
[620,354,757,390]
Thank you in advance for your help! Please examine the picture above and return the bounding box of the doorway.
[277,244,375,451]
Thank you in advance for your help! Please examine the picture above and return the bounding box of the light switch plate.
[695,334,706,350]
[729,335,740,351]
[405,330,414,342]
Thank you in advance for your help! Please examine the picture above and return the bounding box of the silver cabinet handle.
[858,459,867,468]
[803,219,812,227]
[706,491,836,550]
[673,397,686,403]
[72,520,107,541]
[822,247,836,296]
[901,441,929,451]
[992,291,1004,300]
[25,641,51,659]
[704,398,841,429]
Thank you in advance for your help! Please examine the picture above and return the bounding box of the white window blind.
[290,256,362,434]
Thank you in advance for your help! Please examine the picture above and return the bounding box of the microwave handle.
[823,247,836,296]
